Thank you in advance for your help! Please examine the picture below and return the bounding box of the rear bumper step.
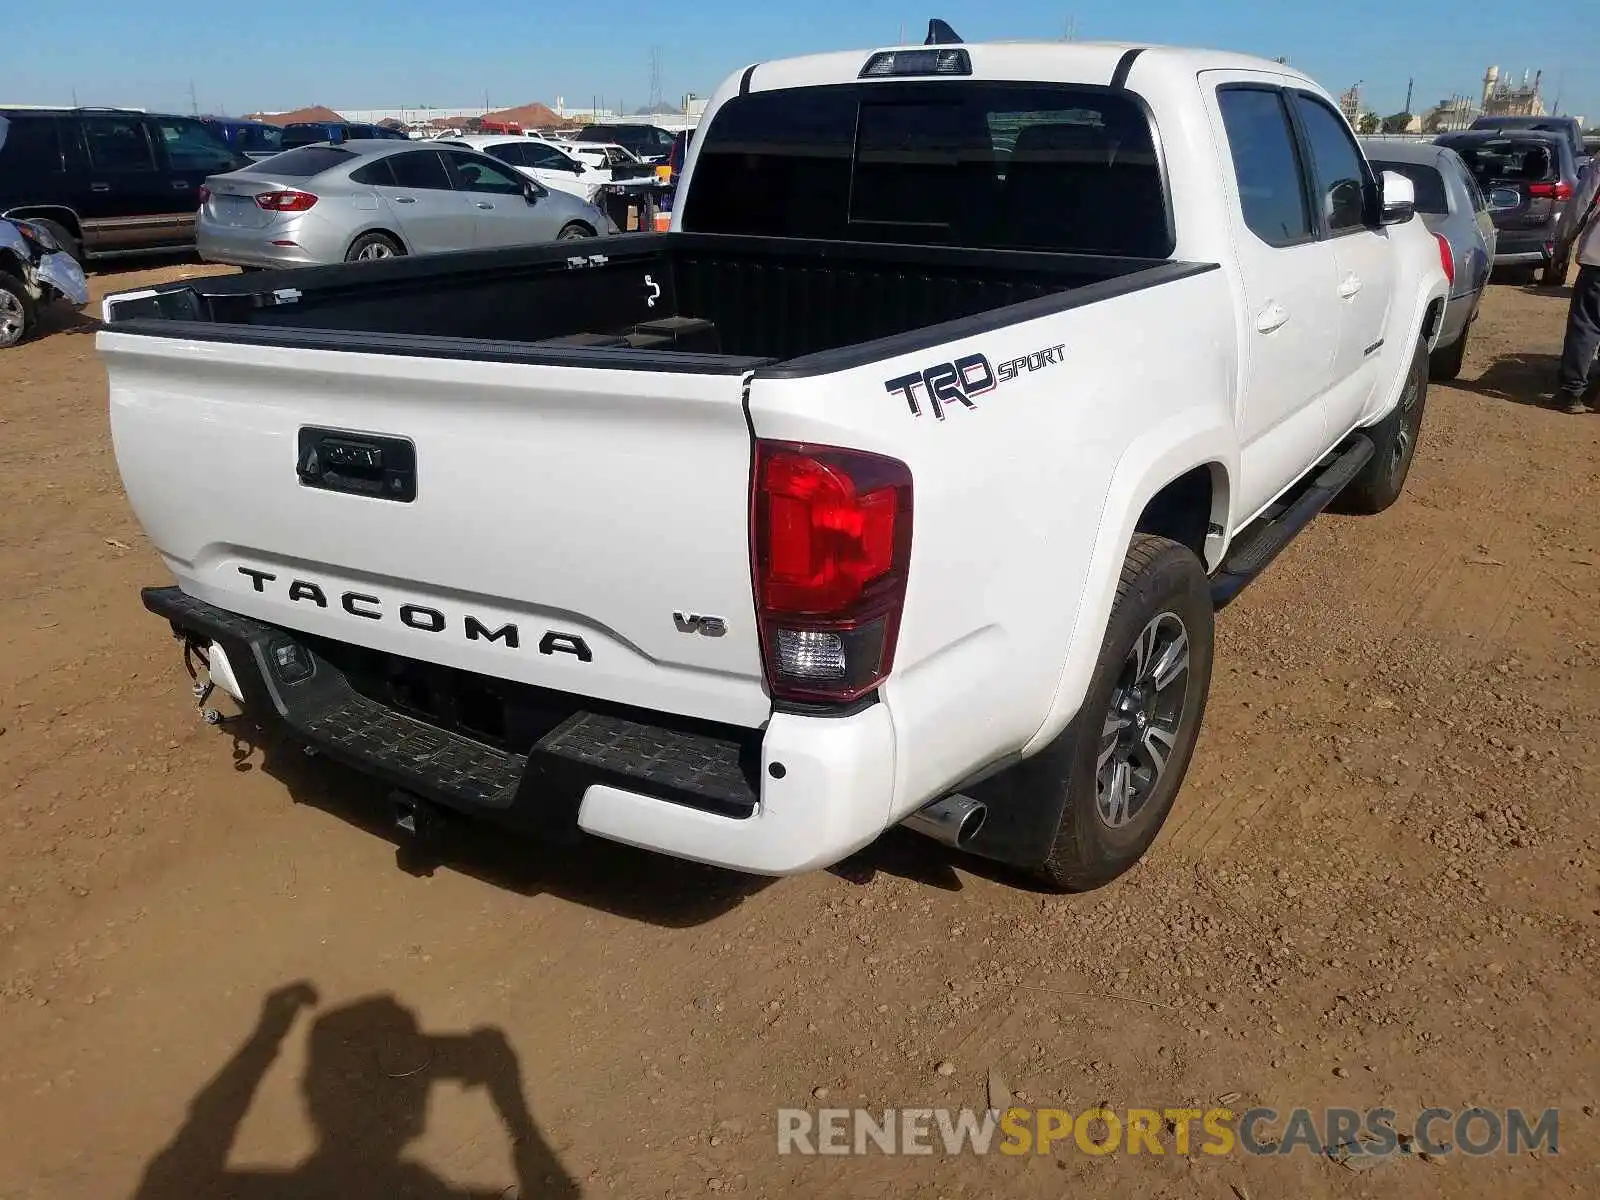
[142,586,760,825]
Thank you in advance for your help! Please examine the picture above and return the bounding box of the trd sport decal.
[884,343,1067,420]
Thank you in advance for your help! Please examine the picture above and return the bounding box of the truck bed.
[104,232,1209,372]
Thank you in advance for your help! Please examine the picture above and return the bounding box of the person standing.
[1555,162,1600,413]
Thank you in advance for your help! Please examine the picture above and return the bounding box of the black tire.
[345,231,405,263]
[29,218,83,268]
[1016,535,1215,892]
[1428,322,1468,381]
[0,271,38,349]
[557,222,595,240]
[1331,338,1428,516]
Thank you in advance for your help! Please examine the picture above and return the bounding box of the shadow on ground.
[133,982,579,1200]
[1455,352,1568,409]
[224,718,771,928]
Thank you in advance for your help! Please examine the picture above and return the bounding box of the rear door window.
[1215,87,1312,246]
[386,150,452,189]
[349,157,397,187]
[0,117,65,173]
[81,115,156,172]
[683,82,1170,256]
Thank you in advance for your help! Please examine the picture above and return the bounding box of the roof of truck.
[739,40,1320,97]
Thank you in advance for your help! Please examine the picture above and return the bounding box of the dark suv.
[1437,129,1584,285]
[280,122,410,150]
[1469,115,1589,174]
[574,123,676,162]
[0,108,249,263]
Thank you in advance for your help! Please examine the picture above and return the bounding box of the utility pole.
[649,45,663,112]
[189,80,199,116]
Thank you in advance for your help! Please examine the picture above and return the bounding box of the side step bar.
[1210,433,1375,609]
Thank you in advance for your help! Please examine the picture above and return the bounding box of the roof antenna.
[926,18,962,44]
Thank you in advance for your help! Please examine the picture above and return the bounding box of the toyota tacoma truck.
[101,27,1448,890]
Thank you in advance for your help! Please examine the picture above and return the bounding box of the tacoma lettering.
[232,566,587,659]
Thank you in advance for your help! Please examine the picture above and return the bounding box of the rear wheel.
[557,222,595,240]
[1332,338,1428,515]
[1020,535,1215,892]
[0,272,38,348]
[345,232,404,263]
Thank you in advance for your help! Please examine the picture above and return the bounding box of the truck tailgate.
[103,330,770,728]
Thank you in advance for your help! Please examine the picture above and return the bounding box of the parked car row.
[0,106,666,270]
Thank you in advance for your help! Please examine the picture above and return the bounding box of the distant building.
[1481,65,1546,117]
[1338,85,1362,123]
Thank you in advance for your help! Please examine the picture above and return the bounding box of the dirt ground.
[0,260,1596,1199]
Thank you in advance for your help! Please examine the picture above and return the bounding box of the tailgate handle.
[297,428,417,503]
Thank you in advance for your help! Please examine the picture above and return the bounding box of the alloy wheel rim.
[1097,612,1190,829]
[0,291,24,345]
[1392,366,1423,478]
[358,243,394,260]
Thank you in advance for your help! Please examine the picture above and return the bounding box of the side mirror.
[1379,169,1416,225]
[572,161,585,174]
[524,182,543,204]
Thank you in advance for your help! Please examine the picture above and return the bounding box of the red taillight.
[1528,181,1573,201]
[197,184,211,204]
[254,189,318,212]
[752,442,913,703]
[1434,232,1455,287]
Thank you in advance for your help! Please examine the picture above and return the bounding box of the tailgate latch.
[296,427,417,503]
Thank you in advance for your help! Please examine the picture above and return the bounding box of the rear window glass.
[1446,139,1558,185]
[0,116,64,173]
[1367,161,1449,214]
[682,82,1170,256]
[248,145,353,177]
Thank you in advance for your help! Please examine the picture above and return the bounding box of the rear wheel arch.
[1422,296,1445,344]
[345,228,407,260]
[3,206,83,241]
[1134,462,1230,571]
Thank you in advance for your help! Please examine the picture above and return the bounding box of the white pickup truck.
[102,29,1448,891]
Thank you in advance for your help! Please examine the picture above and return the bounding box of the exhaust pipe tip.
[901,793,987,850]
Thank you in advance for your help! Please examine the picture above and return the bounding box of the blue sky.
[5,1,1593,125]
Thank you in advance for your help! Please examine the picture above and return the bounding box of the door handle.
[392,196,416,204]
[171,180,191,190]
[474,201,493,209]
[1338,273,1363,299]
[1255,303,1290,334]
[90,182,111,193]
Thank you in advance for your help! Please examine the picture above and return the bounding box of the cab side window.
[1217,87,1312,246]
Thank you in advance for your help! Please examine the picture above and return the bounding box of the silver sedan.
[196,140,617,269]
[1359,137,1498,380]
